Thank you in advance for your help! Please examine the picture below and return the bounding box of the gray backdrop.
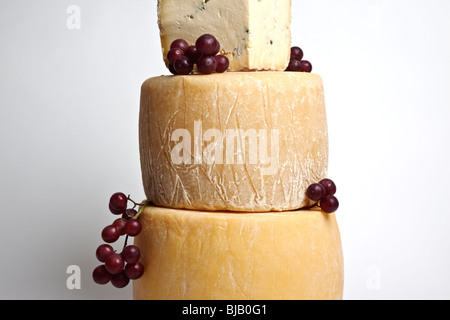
[1,0,449,300]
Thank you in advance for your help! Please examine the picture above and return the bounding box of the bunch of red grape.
[92,193,146,288]
[285,46,313,73]
[167,34,230,75]
[306,179,340,214]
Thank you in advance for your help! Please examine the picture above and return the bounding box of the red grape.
[291,47,304,60]
[96,244,115,262]
[123,209,138,220]
[109,193,128,215]
[319,179,337,196]
[170,39,189,52]
[124,262,145,280]
[101,225,120,243]
[306,183,326,202]
[174,56,194,75]
[197,56,217,75]
[121,245,141,264]
[215,55,229,73]
[285,59,302,72]
[300,60,313,73]
[168,63,178,75]
[105,253,124,275]
[320,195,339,214]
[92,265,112,285]
[109,203,124,215]
[167,48,185,65]
[196,34,220,56]
[184,45,202,63]
[125,219,142,237]
[113,218,127,236]
[111,271,130,288]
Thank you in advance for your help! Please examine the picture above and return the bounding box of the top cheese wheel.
[139,72,329,212]
[157,0,292,71]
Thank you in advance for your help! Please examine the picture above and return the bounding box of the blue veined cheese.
[157,0,292,71]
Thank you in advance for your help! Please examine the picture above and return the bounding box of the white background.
[0,0,449,300]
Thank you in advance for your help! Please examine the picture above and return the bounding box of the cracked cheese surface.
[139,72,329,212]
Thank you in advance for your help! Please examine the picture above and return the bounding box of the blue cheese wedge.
[157,0,292,71]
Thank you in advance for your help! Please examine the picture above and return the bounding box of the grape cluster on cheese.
[93,193,148,288]
[167,34,230,75]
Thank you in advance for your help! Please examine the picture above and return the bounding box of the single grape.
[105,253,124,275]
[184,45,202,64]
[291,46,304,61]
[214,41,220,55]
[113,218,127,236]
[300,60,313,73]
[109,203,124,215]
[167,48,185,65]
[124,262,145,280]
[96,244,115,263]
[111,271,130,288]
[168,64,178,75]
[319,178,337,196]
[121,245,141,264]
[195,34,220,56]
[215,55,229,73]
[101,225,120,243]
[174,56,194,75]
[92,265,112,285]
[285,59,302,72]
[306,183,326,202]
[170,39,189,52]
[123,209,138,220]
[320,195,339,214]
[109,193,128,215]
[197,56,217,75]
[124,219,142,237]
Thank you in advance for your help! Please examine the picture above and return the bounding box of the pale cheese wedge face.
[157,0,292,71]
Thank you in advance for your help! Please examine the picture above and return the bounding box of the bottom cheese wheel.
[133,205,344,300]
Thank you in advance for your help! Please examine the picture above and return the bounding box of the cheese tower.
[134,0,344,300]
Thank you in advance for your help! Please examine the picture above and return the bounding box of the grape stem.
[127,195,148,210]
[134,202,148,220]
[301,202,321,211]
[122,235,129,251]
[122,200,149,251]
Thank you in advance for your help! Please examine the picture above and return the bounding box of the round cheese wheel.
[139,72,329,212]
[133,205,344,300]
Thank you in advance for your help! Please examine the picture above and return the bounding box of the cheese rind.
[157,0,292,71]
[133,205,344,300]
[139,72,329,212]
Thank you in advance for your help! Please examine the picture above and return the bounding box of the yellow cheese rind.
[157,0,292,71]
[139,72,329,212]
[133,205,344,300]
